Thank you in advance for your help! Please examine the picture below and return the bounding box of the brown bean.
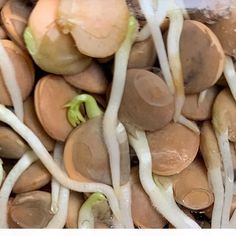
[9,191,53,228]
[182,86,219,121]
[119,69,174,131]
[64,62,108,94]
[128,37,156,69]
[1,0,34,49]
[24,96,55,152]
[180,20,224,94]
[171,157,214,210]
[0,39,35,106]
[147,122,200,176]
[64,116,130,185]
[12,160,51,193]
[208,9,236,58]
[0,126,28,159]
[130,167,168,228]
[34,74,78,141]
[65,191,84,228]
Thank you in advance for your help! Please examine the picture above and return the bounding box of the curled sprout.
[128,128,200,228]
[78,192,106,228]
[65,94,103,127]
[103,16,138,195]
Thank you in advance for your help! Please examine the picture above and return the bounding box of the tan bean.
[1,0,34,49]
[147,122,200,176]
[34,75,78,141]
[12,160,51,193]
[9,191,53,228]
[130,167,168,228]
[23,96,55,152]
[0,39,34,106]
[64,116,130,185]
[0,126,28,159]
[64,62,108,94]
[180,20,224,94]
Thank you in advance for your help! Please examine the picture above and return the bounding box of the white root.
[103,17,137,195]
[167,0,185,121]
[118,181,134,228]
[138,0,175,94]
[198,89,208,106]
[215,129,234,228]
[50,142,64,214]
[0,40,24,121]
[47,141,70,228]
[0,104,121,220]
[208,168,224,228]
[224,55,236,101]
[128,129,200,228]
[0,150,38,228]
[178,115,200,134]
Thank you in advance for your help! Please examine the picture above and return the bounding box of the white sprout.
[103,16,138,195]
[0,158,3,187]
[178,115,200,134]
[198,89,209,106]
[224,55,236,101]
[0,40,24,121]
[46,143,70,228]
[200,122,224,228]
[214,129,234,228]
[138,0,175,94]
[128,128,200,228]
[0,150,38,228]
[118,181,134,228]
[0,104,121,220]
[167,0,185,121]
[78,192,106,228]
[50,142,64,214]
[136,23,151,42]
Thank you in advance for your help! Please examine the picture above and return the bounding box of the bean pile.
[0,0,236,229]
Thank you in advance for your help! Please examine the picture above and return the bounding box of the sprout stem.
[138,0,175,94]
[0,40,24,121]
[136,23,151,42]
[198,89,208,106]
[65,94,103,127]
[208,168,224,228]
[128,129,200,228]
[167,0,185,121]
[0,158,3,187]
[0,104,121,221]
[118,181,134,228]
[78,192,106,228]
[214,129,234,228]
[103,16,138,195]
[51,142,64,214]
[224,55,236,101]
[47,144,70,228]
[178,115,200,134]
[0,150,38,228]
